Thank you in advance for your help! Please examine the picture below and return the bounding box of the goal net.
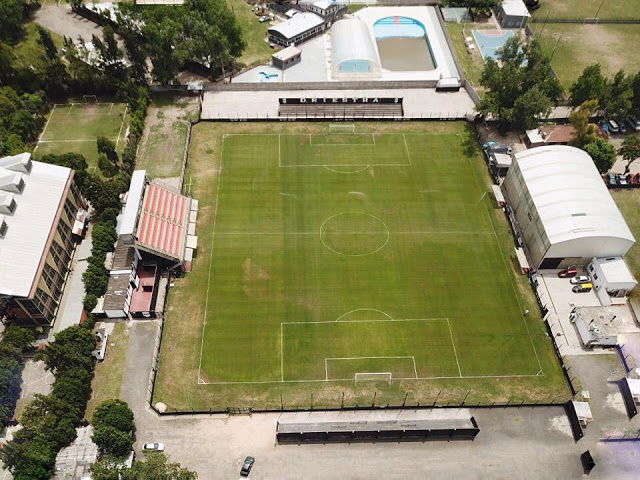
[82,95,99,103]
[354,372,392,383]
[329,123,355,134]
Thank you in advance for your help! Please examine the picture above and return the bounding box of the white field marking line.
[281,318,449,325]
[335,308,394,322]
[37,104,56,142]
[323,165,370,174]
[464,151,544,374]
[67,104,73,115]
[197,132,225,384]
[278,133,281,167]
[309,133,376,146]
[109,102,114,114]
[402,134,412,166]
[197,373,544,385]
[115,104,128,149]
[280,323,284,381]
[447,318,462,377]
[211,231,495,236]
[319,212,390,257]
[324,356,416,381]
[280,163,409,168]
[37,138,119,143]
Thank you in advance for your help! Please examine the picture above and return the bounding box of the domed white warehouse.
[503,145,635,269]
[330,18,381,80]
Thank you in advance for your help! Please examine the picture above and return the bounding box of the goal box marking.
[354,372,392,383]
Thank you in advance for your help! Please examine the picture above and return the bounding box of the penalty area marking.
[324,356,418,381]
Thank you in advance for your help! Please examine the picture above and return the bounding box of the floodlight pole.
[549,35,563,62]
[594,0,606,21]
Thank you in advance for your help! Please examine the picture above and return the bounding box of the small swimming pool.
[373,16,436,71]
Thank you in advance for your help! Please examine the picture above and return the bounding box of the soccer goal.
[329,123,355,134]
[82,95,99,103]
[354,372,392,384]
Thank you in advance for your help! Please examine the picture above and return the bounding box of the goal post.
[329,123,355,134]
[354,372,392,384]
[82,95,98,103]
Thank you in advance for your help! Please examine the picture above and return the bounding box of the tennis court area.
[154,122,568,411]
[472,29,515,61]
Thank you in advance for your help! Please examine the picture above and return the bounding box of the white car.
[143,442,165,452]
[570,275,591,285]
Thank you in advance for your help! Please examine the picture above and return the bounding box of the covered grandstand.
[330,18,381,80]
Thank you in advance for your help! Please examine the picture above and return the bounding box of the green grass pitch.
[34,102,129,173]
[155,122,569,410]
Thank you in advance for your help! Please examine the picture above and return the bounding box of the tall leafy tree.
[619,135,640,175]
[583,138,616,173]
[478,37,561,131]
[632,72,640,113]
[602,70,633,120]
[569,99,599,148]
[569,64,606,108]
[0,0,28,44]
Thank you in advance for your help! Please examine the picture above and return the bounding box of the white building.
[330,18,382,80]
[495,0,531,28]
[588,257,637,306]
[503,146,635,269]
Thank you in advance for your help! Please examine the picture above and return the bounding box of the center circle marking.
[320,212,390,256]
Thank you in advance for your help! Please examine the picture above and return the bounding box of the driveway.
[121,322,639,479]
[34,4,104,42]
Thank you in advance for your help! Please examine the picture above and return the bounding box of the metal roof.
[268,12,324,40]
[594,257,637,285]
[135,183,191,261]
[514,146,635,246]
[0,157,71,298]
[331,18,381,73]
[501,0,531,17]
[273,46,301,62]
[119,170,146,237]
[277,417,476,433]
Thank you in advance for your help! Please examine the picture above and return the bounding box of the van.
[608,120,620,134]
[627,114,640,132]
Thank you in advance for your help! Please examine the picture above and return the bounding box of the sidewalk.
[50,227,93,338]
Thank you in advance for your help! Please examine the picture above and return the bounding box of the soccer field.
[156,122,568,410]
[34,102,129,172]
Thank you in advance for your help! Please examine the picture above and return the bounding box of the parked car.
[570,275,591,284]
[258,15,270,22]
[143,442,165,452]
[572,283,593,293]
[558,267,578,278]
[240,456,255,477]
[608,119,620,134]
[627,114,640,132]
[607,172,617,185]
[618,174,628,186]
[482,141,512,155]
[619,121,628,134]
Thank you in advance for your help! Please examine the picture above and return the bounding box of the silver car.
[143,442,165,452]
[570,275,590,285]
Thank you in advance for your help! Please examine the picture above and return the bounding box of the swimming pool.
[373,16,437,71]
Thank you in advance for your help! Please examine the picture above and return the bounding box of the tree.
[35,326,96,375]
[632,72,640,112]
[569,99,599,148]
[121,453,198,480]
[39,152,89,190]
[92,399,135,433]
[92,425,133,458]
[619,135,640,175]
[97,136,118,163]
[583,138,616,173]
[1,326,35,350]
[51,366,92,412]
[569,64,606,108]
[0,42,16,85]
[36,25,58,61]
[98,153,117,177]
[478,37,562,131]
[0,0,28,44]
[602,70,633,120]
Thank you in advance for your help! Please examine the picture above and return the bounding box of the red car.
[558,267,578,278]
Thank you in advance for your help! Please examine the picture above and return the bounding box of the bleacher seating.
[279,102,403,119]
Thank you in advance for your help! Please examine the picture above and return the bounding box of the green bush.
[92,425,133,458]
[98,153,117,178]
[92,399,135,433]
[83,294,98,312]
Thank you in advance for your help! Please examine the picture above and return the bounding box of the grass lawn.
[446,22,490,88]
[85,323,130,419]
[34,102,129,175]
[136,95,199,179]
[153,122,568,411]
[532,23,640,89]
[228,0,273,67]
[532,0,640,20]
[612,189,640,303]
[13,23,63,69]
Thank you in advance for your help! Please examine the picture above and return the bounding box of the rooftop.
[273,46,301,62]
[136,182,191,261]
[268,12,324,40]
[514,146,635,246]
[0,155,72,298]
[501,0,531,17]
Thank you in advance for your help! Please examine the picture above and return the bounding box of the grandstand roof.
[135,183,191,262]
[330,18,381,73]
[268,12,324,40]
[513,146,634,246]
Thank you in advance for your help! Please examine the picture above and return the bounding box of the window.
[64,199,76,224]
[593,273,598,280]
